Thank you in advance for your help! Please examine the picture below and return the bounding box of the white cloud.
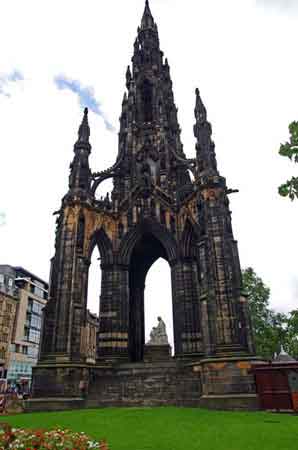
[1,0,298,347]
[257,0,298,12]
[54,75,115,131]
[0,212,6,227]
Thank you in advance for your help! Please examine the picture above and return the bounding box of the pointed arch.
[180,218,200,259]
[87,227,113,265]
[118,219,178,266]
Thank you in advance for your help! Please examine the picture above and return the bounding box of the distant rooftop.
[0,264,48,289]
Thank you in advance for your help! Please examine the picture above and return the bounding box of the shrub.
[0,423,108,449]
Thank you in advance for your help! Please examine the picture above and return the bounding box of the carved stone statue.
[148,316,169,345]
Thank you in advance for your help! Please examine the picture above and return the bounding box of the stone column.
[200,184,253,355]
[97,265,129,361]
[171,259,202,357]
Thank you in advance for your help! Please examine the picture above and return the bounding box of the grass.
[3,407,298,450]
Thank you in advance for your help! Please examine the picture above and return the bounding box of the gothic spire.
[194,89,218,176]
[141,0,155,30]
[135,0,159,57]
[68,107,92,194]
[194,89,207,126]
[115,0,187,199]
[75,107,90,149]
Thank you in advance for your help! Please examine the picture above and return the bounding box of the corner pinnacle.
[77,107,90,144]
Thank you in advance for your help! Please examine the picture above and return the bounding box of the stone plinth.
[143,344,172,362]
[27,360,201,412]
[196,356,263,410]
[27,356,262,412]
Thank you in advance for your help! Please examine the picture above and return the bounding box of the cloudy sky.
[1,0,298,347]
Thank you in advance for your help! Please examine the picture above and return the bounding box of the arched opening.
[87,246,102,316]
[94,178,113,209]
[85,246,101,363]
[145,258,173,352]
[128,232,170,362]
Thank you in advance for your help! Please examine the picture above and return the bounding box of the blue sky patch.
[54,75,115,132]
[0,70,24,97]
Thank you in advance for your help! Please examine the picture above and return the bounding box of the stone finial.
[77,107,90,144]
[194,88,207,124]
[126,66,132,89]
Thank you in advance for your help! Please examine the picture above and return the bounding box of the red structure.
[252,362,298,412]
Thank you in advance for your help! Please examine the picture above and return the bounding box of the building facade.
[0,288,18,387]
[0,265,48,389]
[31,1,259,410]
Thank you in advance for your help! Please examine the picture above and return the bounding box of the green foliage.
[278,177,298,200]
[4,408,298,450]
[242,268,288,360]
[278,121,298,200]
[284,309,298,359]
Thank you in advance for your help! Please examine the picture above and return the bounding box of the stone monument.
[144,317,171,361]
[28,0,261,412]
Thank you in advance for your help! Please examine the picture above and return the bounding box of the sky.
[1,0,298,348]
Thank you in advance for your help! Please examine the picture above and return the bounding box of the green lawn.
[4,407,298,450]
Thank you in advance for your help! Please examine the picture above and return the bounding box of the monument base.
[143,344,172,362]
[25,397,85,413]
[196,355,263,410]
[27,356,262,412]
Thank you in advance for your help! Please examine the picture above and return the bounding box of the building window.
[8,278,13,287]
[22,346,28,355]
[28,346,38,358]
[27,298,43,315]
[30,285,44,299]
[25,329,40,344]
[6,303,12,313]
[30,315,41,329]
[0,274,4,284]
[30,280,46,299]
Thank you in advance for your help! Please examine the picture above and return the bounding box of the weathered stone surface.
[30,360,201,410]
[143,344,172,362]
[32,1,257,411]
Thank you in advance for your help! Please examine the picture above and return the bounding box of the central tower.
[31,1,259,411]
[113,0,191,201]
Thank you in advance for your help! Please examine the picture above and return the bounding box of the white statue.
[148,316,169,345]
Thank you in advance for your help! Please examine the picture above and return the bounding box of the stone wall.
[88,361,201,407]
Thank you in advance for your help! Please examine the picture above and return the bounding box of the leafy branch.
[278,121,298,200]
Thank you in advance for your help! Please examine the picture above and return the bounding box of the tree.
[284,309,298,359]
[278,121,298,200]
[242,268,288,359]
